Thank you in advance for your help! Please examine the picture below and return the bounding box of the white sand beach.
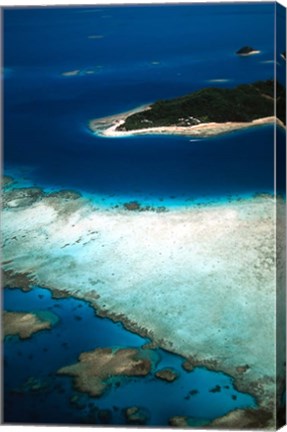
[89,109,281,138]
[237,50,261,56]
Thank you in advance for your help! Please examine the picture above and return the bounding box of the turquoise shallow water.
[4,287,256,426]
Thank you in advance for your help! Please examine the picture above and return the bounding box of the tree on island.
[236,46,257,55]
[117,80,285,131]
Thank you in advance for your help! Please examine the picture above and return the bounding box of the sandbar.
[62,70,80,77]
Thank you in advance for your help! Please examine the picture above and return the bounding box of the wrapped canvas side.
[276,2,286,429]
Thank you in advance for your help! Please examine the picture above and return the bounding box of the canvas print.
[1,2,286,429]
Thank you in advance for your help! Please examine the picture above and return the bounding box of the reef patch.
[155,368,178,382]
[3,310,58,339]
[57,347,153,397]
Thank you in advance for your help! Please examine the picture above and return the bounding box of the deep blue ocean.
[4,287,256,426]
[3,3,286,203]
[2,3,286,426]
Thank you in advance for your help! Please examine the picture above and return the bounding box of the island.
[57,347,153,397]
[236,46,260,56]
[89,80,285,138]
[3,311,57,339]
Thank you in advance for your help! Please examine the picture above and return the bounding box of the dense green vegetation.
[236,46,256,55]
[118,80,285,131]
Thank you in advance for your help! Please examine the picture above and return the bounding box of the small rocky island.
[90,80,285,138]
[236,46,260,56]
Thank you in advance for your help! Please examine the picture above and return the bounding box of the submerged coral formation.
[58,347,152,397]
[2,179,285,427]
[155,368,178,382]
[124,406,149,425]
[3,311,57,339]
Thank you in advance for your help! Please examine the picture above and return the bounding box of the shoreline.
[89,110,283,139]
